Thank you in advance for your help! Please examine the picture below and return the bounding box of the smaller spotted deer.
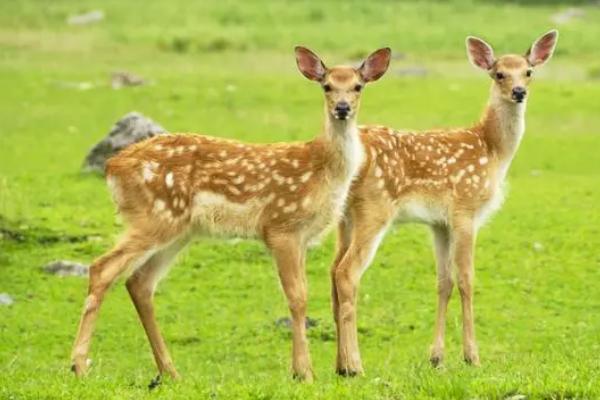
[70,47,391,384]
[331,30,558,375]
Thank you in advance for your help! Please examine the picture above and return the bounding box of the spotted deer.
[331,31,558,375]
[70,46,391,384]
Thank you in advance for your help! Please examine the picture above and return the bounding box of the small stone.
[275,316,318,329]
[67,10,104,26]
[111,71,147,89]
[43,260,89,277]
[0,293,14,306]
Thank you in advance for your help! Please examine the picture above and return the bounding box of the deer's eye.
[323,84,332,92]
[526,69,533,77]
[354,84,363,92]
[496,72,505,80]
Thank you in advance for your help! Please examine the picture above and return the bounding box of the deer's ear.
[295,46,327,82]
[359,47,391,82]
[526,30,558,67]
[466,36,495,71]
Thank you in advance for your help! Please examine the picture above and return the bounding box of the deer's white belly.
[395,197,447,225]
[191,191,267,238]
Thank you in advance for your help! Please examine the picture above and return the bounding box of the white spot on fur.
[300,171,313,183]
[153,199,166,213]
[165,172,174,188]
[142,162,155,182]
[231,175,245,185]
[479,157,489,165]
[228,186,241,195]
[283,202,297,213]
[301,196,311,209]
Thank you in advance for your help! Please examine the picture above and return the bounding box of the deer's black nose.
[512,86,527,102]
[334,102,351,119]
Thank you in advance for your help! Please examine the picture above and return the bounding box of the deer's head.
[466,30,558,104]
[295,46,391,121]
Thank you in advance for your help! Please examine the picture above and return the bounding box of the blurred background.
[1,1,599,398]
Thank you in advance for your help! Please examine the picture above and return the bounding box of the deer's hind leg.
[451,216,480,366]
[334,207,390,376]
[71,231,159,376]
[125,236,189,387]
[429,224,453,367]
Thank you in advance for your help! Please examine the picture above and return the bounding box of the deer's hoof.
[336,367,363,377]
[70,358,91,377]
[429,355,444,368]
[148,374,162,390]
[292,368,314,383]
[464,353,481,367]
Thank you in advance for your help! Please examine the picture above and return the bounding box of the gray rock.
[82,112,166,174]
[0,293,14,306]
[275,316,318,329]
[111,71,147,89]
[44,260,89,277]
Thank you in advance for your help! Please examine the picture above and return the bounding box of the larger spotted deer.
[70,46,391,384]
[331,31,558,375]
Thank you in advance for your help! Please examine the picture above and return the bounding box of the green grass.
[1,1,600,398]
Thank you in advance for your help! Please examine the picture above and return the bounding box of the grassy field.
[1,1,600,399]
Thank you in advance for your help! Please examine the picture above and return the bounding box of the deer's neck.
[479,88,527,182]
[321,114,364,184]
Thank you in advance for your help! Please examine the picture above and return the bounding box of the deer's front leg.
[268,234,313,382]
[452,217,480,366]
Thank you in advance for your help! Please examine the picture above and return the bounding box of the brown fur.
[331,31,557,375]
[70,47,391,383]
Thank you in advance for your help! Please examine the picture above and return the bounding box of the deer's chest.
[474,179,506,229]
